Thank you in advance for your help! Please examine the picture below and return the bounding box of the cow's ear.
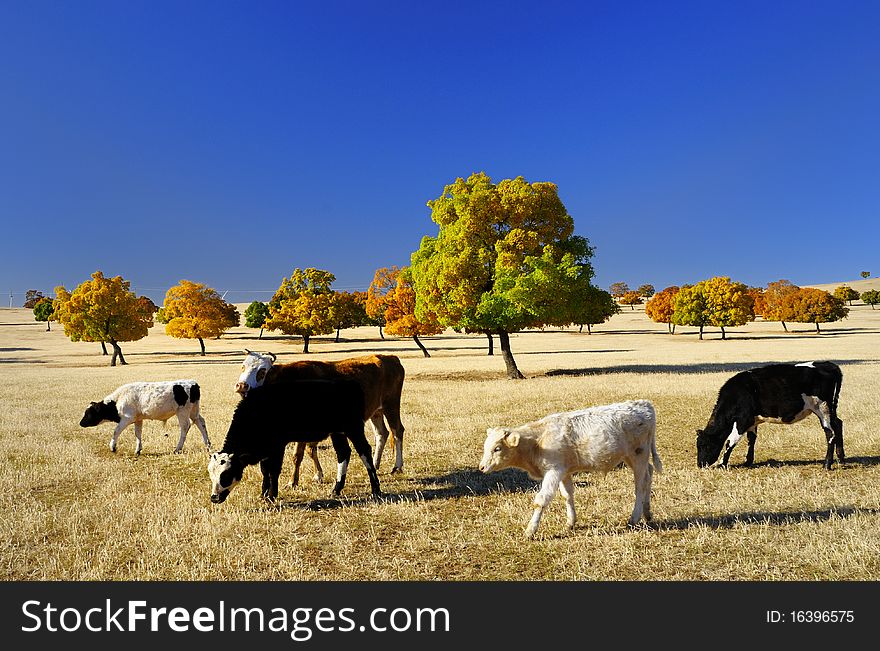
[504,431,520,447]
[695,429,703,437]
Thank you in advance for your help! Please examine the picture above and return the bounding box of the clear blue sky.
[2,0,878,306]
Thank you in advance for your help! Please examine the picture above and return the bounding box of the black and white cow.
[79,380,211,455]
[208,378,382,504]
[696,361,844,469]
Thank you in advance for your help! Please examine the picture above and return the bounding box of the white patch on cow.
[235,351,275,396]
[336,459,349,483]
[796,361,815,368]
[725,421,743,448]
[208,452,240,497]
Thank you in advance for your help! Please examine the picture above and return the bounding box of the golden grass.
[1,302,879,581]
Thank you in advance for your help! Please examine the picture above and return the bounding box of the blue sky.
[1,0,878,306]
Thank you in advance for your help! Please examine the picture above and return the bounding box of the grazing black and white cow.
[696,361,844,469]
[79,380,210,455]
[208,378,382,504]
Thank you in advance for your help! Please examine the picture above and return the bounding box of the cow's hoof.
[173,449,183,454]
[391,466,404,475]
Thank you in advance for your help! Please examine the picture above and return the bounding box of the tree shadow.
[0,347,36,352]
[651,505,880,532]
[546,359,879,377]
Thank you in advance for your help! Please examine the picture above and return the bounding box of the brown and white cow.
[234,350,406,487]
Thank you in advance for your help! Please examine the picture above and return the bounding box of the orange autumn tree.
[645,285,680,333]
[379,266,443,357]
[53,271,154,366]
[366,265,399,339]
[163,280,240,356]
[779,287,849,333]
[620,290,643,310]
[763,279,800,331]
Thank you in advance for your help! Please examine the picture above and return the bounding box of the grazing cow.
[696,361,844,470]
[208,379,382,504]
[79,380,210,455]
[234,351,406,487]
[479,400,661,538]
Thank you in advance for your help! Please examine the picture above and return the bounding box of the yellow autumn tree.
[53,271,154,366]
[381,267,443,357]
[264,268,337,353]
[162,280,240,356]
[703,276,754,340]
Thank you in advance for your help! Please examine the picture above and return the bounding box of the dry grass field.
[1,292,879,581]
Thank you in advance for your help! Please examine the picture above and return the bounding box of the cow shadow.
[651,505,880,532]
[747,455,880,470]
[274,468,537,512]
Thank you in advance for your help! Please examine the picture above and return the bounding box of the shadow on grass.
[747,455,880,469]
[275,468,536,512]
[546,359,879,377]
[652,505,880,532]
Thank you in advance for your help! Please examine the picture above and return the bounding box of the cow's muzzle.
[211,491,228,504]
[234,382,249,396]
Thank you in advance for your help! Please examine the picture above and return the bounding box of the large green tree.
[53,271,154,366]
[411,172,595,378]
[265,268,337,353]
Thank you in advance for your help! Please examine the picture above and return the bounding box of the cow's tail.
[650,427,663,474]
[832,366,843,413]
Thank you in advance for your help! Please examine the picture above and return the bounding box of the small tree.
[382,267,443,357]
[332,291,370,342]
[833,285,860,306]
[33,297,54,331]
[645,286,680,333]
[573,286,620,334]
[702,276,754,340]
[860,289,880,309]
[636,284,655,298]
[244,301,271,338]
[265,268,337,353]
[53,271,153,366]
[672,283,711,340]
[763,279,800,332]
[620,291,643,310]
[780,288,849,333]
[861,271,870,279]
[609,282,630,298]
[366,266,399,340]
[163,280,240,355]
[747,286,766,318]
[23,290,45,309]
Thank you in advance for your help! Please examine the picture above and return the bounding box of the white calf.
[79,380,211,454]
[479,399,662,538]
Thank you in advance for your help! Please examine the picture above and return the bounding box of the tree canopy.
[778,288,849,332]
[645,285,680,333]
[33,297,54,331]
[265,268,337,353]
[410,172,594,378]
[244,301,271,338]
[377,267,443,357]
[53,271,154,366]
[833,285,860,306]
[860,289,880,309]
[163,280,240,355]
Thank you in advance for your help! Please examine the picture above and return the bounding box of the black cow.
[208,379,382,504]
[696,361,844,469]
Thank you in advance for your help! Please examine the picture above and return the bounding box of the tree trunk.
[46,321,51,331]
[498,331,525,380]
[816,322,821,333]
[336,328,341,343]
[378,326,384,340]
[101,341,109,355]
[587,323,592,334]
[578,325,583,333]
[198,337,206,356]
[486,332,494,356]
[259,327,263,339]
[720,326,726,340]
[302,334,310,354]
[110,340,126,366]
[672,323,676,334]
[781,321,788,332]
[413,335,430,357]
[699,324,704,340]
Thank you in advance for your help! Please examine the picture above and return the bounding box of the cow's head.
[234,349,277,397]
[208,452,245,503]
[79,400,120,427]
[479,427,520,474]
[696,428,724,467]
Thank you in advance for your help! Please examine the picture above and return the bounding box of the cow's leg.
[744,428,758,466]
[191,411,211,451]
[347,425,382,498]
[812,402,838,470]
[383,398,406,474]
[174,412,192,453]
[627,458,650,525]
[260,450,285,502]
[832,415,845,464]
[718,422,743,467]
[369,411,391,472]
[287,442,307,489]
[308,442,323,483]
[330,433,352,497]
[109,418,133,453]
[558,475,577,530]
[133,421,143,456]
[526,469,562,538]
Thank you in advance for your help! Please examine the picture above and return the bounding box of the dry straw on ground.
[1,292,878,581]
